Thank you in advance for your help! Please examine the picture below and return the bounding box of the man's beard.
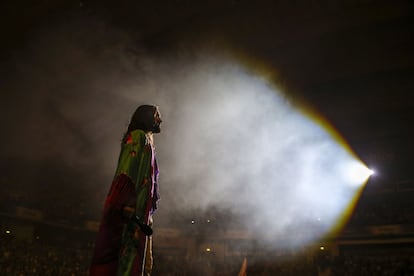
[152,124,161,133]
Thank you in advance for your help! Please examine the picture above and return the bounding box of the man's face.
[152,109,162,133]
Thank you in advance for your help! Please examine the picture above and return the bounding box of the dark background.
[1,0,413,219]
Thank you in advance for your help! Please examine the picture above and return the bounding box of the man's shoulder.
[130,129,146,137]
[130,129,148,145]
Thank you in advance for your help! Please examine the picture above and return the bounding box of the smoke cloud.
[1,17,363,249]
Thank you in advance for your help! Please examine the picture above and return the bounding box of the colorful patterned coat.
[90,129,159,276]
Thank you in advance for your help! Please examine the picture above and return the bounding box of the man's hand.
[123,206,153,236]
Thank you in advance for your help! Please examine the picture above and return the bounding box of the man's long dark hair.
[122,105,157,142]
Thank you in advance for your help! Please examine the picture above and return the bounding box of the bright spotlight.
[368,169,375,176]
[342,161,374,186]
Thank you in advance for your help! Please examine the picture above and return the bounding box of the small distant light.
[320,246,325,250]
[191,220,195,224]
[5,230,11,234]
[206,248,211,252]
[207,219,211,223]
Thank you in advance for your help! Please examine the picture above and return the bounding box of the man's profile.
[90,105,162,276]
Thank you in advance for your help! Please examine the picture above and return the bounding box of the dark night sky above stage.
[1,0,414,240]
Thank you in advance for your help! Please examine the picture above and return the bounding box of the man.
[90,105,162,276]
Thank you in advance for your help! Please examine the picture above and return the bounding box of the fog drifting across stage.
[0,18,369,249]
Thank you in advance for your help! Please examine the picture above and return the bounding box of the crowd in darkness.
[1,236,414,275]
[0,237,91,275]
[1,186,414,275]
[245,254,414,275]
